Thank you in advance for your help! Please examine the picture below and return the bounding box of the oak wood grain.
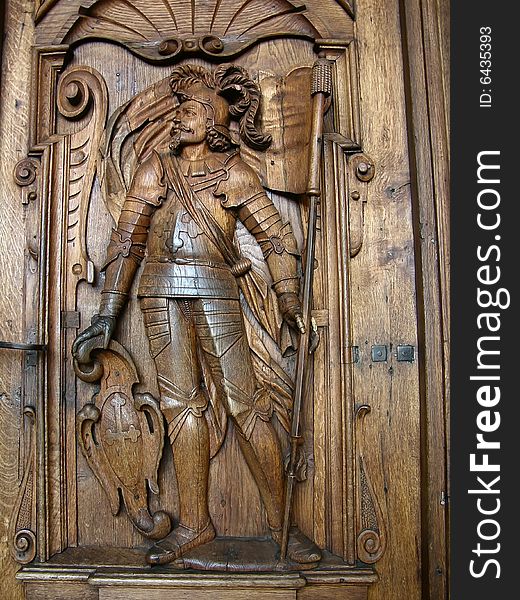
[0,0,449,598]
[298,585,368,600]
[401,0,450,597]
[0,0,36,598]
[25,583,97,600]
[98,589,297,600]
[354,0,423,599]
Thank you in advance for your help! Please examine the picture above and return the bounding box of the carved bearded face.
[170,100,208,151]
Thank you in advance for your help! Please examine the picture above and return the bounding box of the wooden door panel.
[0,1,450,599]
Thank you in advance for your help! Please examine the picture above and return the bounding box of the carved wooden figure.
[1,0,451,598]
[73,62,321,569]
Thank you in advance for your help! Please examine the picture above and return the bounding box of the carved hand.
[278,292,306,335]
[72,315,116,363]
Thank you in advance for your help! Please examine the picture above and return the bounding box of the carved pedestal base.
[18,546,377,600]
[167,537,319,572]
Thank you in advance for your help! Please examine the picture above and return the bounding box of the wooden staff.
[280,56,332,560]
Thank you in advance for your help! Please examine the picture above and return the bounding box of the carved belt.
[146,256,252,277]
[147,257,232,270]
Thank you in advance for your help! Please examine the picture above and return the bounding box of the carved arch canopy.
[35,0,355,61]
[11,0,387,590]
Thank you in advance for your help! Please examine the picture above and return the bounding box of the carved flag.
[241,66,313,195]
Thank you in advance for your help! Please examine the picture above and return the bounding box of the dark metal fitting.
[270,236,285,255]
[0,341,47,352]
[371,345,388,362]
[397,345,415,362]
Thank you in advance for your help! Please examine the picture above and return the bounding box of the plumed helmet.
[174,81,231,137]
[169,64,271,151]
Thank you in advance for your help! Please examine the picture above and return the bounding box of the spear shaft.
[280,57,332,560]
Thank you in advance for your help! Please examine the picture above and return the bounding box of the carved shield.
[75,339,171,540]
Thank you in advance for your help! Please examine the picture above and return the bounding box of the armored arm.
[100,203,153,317]
[73,153,166,358]
[220,158,303,332]
[237,191,304,332]
[100,152,166,315]
[237,191,300,295]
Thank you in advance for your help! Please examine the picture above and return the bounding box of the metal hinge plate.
[371,345,388,362]
[396,344,415,362]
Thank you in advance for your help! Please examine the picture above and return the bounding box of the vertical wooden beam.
[399,0,450,598]
[0,0,5,68]
[0,0,36,598]
[354,1,423,598]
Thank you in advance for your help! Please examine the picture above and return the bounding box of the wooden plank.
[353,1,423,599]
[400,0,450,598]
[99,588,296,600]
[0,0,36,597]
[0,0,5,66]
[298,584,367,600]
[25,582,97,600]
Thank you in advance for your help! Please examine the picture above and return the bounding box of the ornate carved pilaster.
[355,405,387,564]
[9,406,37,564]
[10,59,110,560]
[56,65,108,287]
[10,144,47,562]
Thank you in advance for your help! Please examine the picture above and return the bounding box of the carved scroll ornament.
[57,66,109,286]
[355,405,387,563]
[9,407,37,564]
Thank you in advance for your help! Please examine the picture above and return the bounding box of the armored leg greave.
[171,413,211,532]
[234,420,285,531]
[140,296,286,532]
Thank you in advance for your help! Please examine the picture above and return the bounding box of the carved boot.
[146,520,216,565]
[271,525,322,565]
[235,419,322,565]
[146,413,215,565]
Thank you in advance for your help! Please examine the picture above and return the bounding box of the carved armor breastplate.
[138,153,239,299]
